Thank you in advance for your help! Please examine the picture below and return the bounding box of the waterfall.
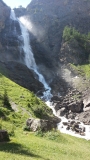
[10,9,52,101]
[10,9,17,21]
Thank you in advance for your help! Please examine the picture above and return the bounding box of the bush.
[23,125,30,131]
[3,90,12,111]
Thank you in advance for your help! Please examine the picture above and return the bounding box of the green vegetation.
[63,26,80,41]
[63,26,90,43]
[63,26,90,58]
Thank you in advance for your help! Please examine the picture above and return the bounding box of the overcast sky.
[3,0,32,8]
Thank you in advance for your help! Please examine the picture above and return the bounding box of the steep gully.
[10,10,90,140]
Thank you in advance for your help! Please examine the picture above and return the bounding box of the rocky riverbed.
[47,88,90,139]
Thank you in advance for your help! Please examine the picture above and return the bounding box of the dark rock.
[68,100,84,113]
[0,130,9,142]
[70,121,76,125]
[72,123,80,132]
[54,103,61,111]
[66,126,70,130]
[62,122,68,126]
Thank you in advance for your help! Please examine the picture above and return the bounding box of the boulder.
[68,100,84,113]
[0,130,9,142]
[57,108,67,117]
[26,117,61,132]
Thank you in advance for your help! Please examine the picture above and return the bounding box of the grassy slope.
[0,73,90,160]
[0,129,90,160]
[0,72,52,131]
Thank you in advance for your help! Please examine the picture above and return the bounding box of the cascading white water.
[10,9,90,140]
[46,101,90,140]
[10,9,52,101]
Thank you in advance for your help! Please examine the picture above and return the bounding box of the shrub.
[3,90,12,111]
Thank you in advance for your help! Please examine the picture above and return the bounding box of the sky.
[3,0,32,8]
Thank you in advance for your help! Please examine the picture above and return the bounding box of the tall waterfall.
[10,9,52,101]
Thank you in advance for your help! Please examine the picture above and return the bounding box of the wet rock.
[66,126,70,130]
[54,102,61,111]
[62,122,68,126]
[72,123,80,132]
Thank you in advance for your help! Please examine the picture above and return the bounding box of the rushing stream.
[10,9,90,140]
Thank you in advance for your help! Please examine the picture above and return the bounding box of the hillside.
[0,71,54,130]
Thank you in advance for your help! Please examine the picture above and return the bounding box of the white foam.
[46,101,90,140]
